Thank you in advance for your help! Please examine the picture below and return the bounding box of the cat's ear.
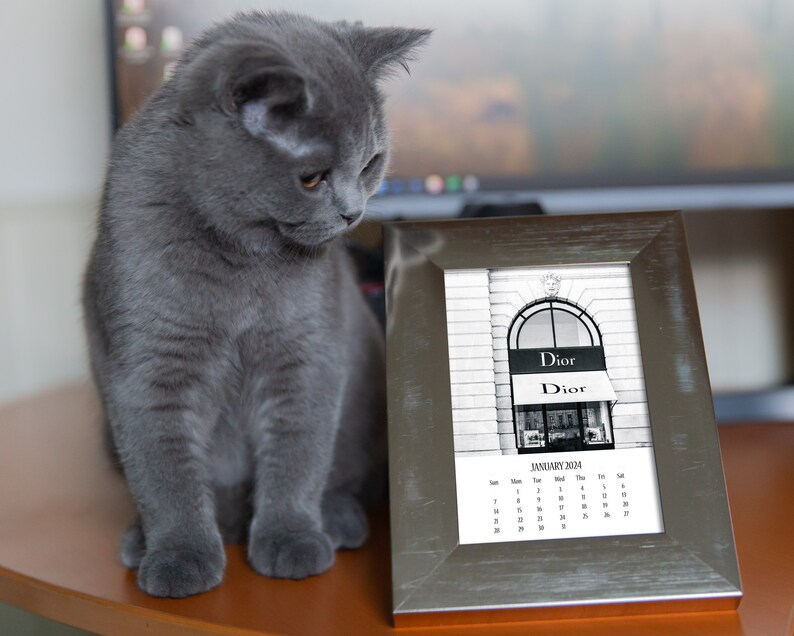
[347,26,432,80]
[175,39,311,127]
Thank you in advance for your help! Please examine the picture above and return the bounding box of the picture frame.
[383,211,741,627]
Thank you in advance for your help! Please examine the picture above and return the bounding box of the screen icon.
[445,175,463,192]
[122,0,146,15]
[425,174,445,195]
[462,175,480,193]
[409,178,424,193]
[123,26,148,53]
[161,26,184,54]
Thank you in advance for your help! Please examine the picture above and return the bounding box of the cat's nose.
[340,210,363,226]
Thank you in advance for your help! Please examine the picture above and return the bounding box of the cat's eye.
[301,170,328,189]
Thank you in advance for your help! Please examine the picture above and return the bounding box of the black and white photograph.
[445,263,664,544]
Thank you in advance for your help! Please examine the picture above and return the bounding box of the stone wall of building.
[445,270,501,456]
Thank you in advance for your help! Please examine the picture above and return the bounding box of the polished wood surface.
[0,386,792,635]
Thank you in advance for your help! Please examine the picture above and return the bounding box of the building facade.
[446,265,652,457]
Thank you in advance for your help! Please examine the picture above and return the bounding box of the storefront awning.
[512,370,617,406]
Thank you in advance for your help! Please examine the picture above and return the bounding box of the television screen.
[108,0,794,215]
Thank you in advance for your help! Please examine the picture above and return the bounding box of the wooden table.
[0,386,792,635]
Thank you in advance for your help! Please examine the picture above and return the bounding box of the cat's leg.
[322,490,369,550]
[213,482,251,544]
[120,518,146,568]
[322,314,386,550]
[209,420,252,545]
[108,386,226,598]
[244,359,343,580]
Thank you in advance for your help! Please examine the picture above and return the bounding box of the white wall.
[684,210,794,394]
[0,1,109,403]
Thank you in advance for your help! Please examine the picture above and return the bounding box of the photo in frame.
[448,263,664,546]
[384,212,740,627]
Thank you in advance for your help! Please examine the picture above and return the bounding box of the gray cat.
[82,11,429,598]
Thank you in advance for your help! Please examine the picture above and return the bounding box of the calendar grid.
[455,449,664,544]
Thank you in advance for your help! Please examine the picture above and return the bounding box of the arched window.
[509,299,601,350]
[508,299,614,454]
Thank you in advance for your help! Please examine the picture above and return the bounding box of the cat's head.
[168,12,430,251]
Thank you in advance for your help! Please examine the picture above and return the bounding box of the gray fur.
[83,11,429,598]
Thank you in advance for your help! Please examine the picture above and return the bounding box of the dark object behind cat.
[83,11,429,598]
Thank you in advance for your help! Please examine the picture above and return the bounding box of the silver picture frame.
[384,211,741,627]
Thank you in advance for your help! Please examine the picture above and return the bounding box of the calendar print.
[446,263,662,545]
[455,448,663,544]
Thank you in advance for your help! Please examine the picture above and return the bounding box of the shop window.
[509,299,615,454]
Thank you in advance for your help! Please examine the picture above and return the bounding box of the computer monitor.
[107,0,794,217]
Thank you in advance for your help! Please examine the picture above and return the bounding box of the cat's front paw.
[322,493,369,550]
[137,543,226,598]
[120,519,146,568]
[248,529,334,579]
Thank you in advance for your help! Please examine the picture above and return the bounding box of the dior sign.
[508,346,606,375]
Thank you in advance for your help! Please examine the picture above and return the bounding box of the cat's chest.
[217,261,329,338]
[149,240,338,347]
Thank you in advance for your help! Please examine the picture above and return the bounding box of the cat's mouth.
[279,219,349,247]
[246,217,347,248]
[246,219,280,232]
[277,220,305,230]
[247,218,303,231]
